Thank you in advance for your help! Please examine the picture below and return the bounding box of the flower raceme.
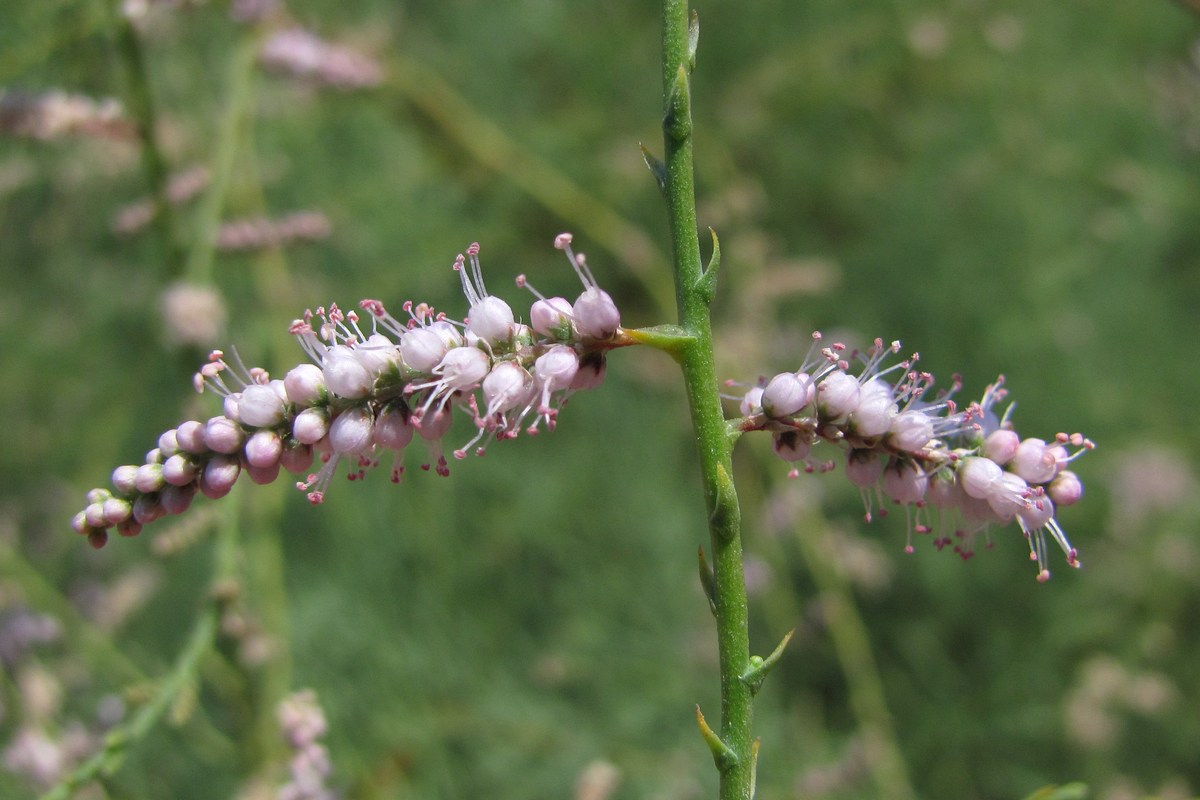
[72,236,624,548]
[732,334,1094,581]
[72,238,1092,582]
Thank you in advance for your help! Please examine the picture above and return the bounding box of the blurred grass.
[1,1,1199,798]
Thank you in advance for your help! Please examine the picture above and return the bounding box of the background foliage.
[1,1,1198,798]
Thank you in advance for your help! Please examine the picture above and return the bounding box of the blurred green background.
[2,0,1199,798]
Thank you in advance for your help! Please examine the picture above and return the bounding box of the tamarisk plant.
[70,2,1092,799]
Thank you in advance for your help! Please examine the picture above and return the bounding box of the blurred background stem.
[39,501,242,800]
[385,52,675,315]
[104,0,182,269]
[184,30,262,285]
[790,511,917,800]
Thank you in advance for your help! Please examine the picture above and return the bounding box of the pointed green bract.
[640,143,669,194]
[697,227,720,305]
[694,705,739,771]
[739,630,795,696]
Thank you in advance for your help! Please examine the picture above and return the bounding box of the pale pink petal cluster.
[259,28,384,89]
[733,334,1094,581]
[72,235,621,548]
[0,89,131,140]
[275,689,337,800]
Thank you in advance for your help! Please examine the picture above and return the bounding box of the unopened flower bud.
[112,465,139,494]
[761,372,814,419]
[244,430,284,468]
[133,494,165,525]
[292,407,329,445]
[887,410,933,453]
[239,384,286,428]
[176,420,208,454]
[134,463,165,494]
[986,472,1029,520]
[572,288,620,339]
[530,297,574,340]
[85,502,107,529]
[200,455,241,499]
[883,460,928,505]
[160,484,196,516]
[158,429,180,455]
[848,379,896,438]
[329,406,374,455]
[399,327,450,374]
[285,363,326,406]
[103,497,133,525]
[1048,470,1083,506]
[246,461,281,485]
[773,431,811,462]
[959,456,1002,499]
[982,429,1019,465]
[280,442,315,475]
[205,416,244,454]
[817,371,861,420]
[323,345,374,399]
[1012,438,1057,484]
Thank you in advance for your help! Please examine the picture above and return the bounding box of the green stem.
[659,3,753,798]
[39,504,241,800]
[105,0,182,269]
[184,31,262,285]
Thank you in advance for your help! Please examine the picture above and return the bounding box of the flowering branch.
[72,237,628,544]
[65,4,1098,798]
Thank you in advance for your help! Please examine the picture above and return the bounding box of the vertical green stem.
[660,3,753,798]
[184,32,262,284]
[105,0,182,269]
